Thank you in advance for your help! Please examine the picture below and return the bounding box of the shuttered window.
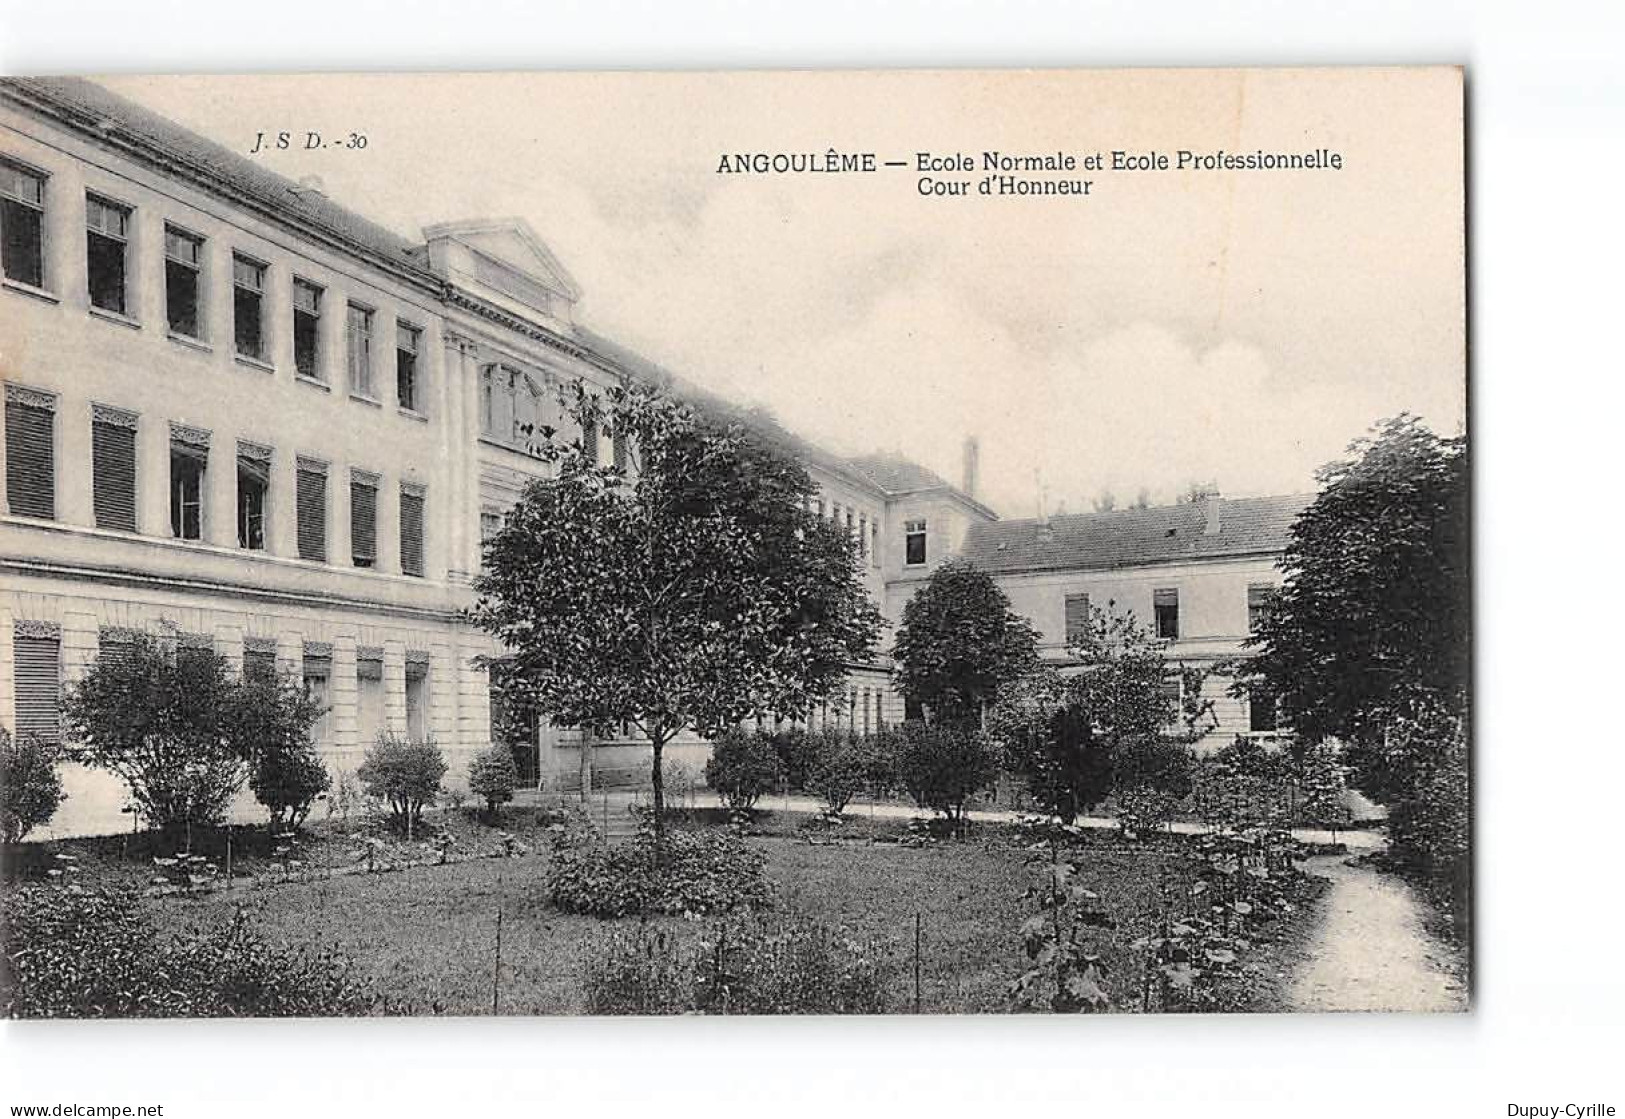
[350,472,377,568]
[400,486,425,577]
[612,428,629,471]
[243,647,277,681]
[91,407,138,532]
[296,460,328,562]
[1247,583,1277,632]
[1153,588,1180,640]
[13,630,61,745]
[5,387,56,519]
[1064,593,1091,644]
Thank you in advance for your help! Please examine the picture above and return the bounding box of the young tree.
[894,719,998,826]
[468,743,519,818]
[236,672,329,833]
[63,633,257,837]
[357,733,447,837]
[472,382,881,843]
[988,602,1209,824]
[890,559,1039,722]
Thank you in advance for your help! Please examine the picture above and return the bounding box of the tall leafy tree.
[471,381,881,841]
[1238,415,1469,766]
[890,559,1039,720]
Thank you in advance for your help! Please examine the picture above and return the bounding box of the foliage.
[1191,737,1295,831]
[894,719,997,824]
[702,729,785,810]
[1371,702,1470,884]
[805,730,892,816]
[584,913,892,1015]
[1,727,65,844]
[988,603,1211,824]
[2,884,377,1017]
[1008,824,1114,1012]
[890,559,1040,720]
[62,633,264,835]
[468,743,519,816]
[1294,743,1352,832]
[1238,414,1468,765]
[545,814,772,918]
[471,380,882,838]
[356,733,448,836]
[236,673,328,832]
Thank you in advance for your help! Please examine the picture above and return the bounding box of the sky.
[102,68,1465,519]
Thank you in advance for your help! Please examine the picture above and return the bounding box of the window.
[243,642,277,682]
[164,226,203,338]
[233,255,266,360]
[870,521,880,567]
[1064,593,1091,644]
[1154,588,1180,640]
[350,470,378,568]
[1248,583,1277,632]
[91,405,138,532]
[1249,686,1279,733]
[581,412,598,464]
[346,303,374,397]
[396,323,420,411]
[480,508,504,544]
[293,279,323,379]
[302,646,331,745]
[13,625,62,745]
[237,442,270,550]
[85,194,130,315]
[858,513,867,557]
[612,426,629,471]
[295,458,328,562]
[1,159,46,288]
[1159,673,1184,719]
[406,657,429,741]
[355,650,385,747]
[400,484,425,577]
[5,384,56,519]
[905,519,927,566]
[845,508,854,541]
[168,429,208,541]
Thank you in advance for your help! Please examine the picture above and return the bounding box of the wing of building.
[0,78,1309,835]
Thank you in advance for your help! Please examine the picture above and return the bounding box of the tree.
[1,727,65,844]
[890,559,1039,721]
[1237,415,1468,789]
[472,381,881,844]
[988,602,1209,824]
[63,633,258,837]
[237,673,329,832]
[894,719,998,825]
[356,734,447,837]
[468,744,519,817]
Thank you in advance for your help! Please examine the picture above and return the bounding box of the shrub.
[237,673,328,832]
[702,730,783,810]
[1,727,65,844]
[895,719,997,824]
[765,728,817,792]
[468,743,519,816]
[357,733,448,836]
[2,885,377,1017]
[546,817,772,918]
[805,730,889,816]
[62,633,256,836]
[583,914,892,1015]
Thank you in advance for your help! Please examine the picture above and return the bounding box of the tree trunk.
[650,735,667,850]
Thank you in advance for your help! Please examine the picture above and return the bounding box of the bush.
[583,914,892,1015]
[765,728,817,792]
[357,734,447,836]
[62,633,256,835]
[1,727,65,844]
[702,730,783,810]
[468,743,519,816]
[237,674,328,832]
[2,885,377,1017]
[895,719,997,824]
[546,815,772,918]
[805,730,892,816]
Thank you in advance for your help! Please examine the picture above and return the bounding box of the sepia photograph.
[0,66,1469,1022]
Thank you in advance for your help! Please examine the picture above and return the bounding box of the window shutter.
[1064,593,1091,641]
[296,460,327,562]
[400,486,425,577]
[5,387,56,519]
[13,629,62,745]
[92,406,138,532]
[350,473,377,565]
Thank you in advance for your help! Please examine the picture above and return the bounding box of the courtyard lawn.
[137,828,1325,1015]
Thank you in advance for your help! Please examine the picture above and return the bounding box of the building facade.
[2,78,1304,833]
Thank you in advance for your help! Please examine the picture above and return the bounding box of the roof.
[956,494,1312,575]
[1,77,439,288]
[845,453,954,494]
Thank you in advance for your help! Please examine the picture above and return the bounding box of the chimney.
[291,174,326,199]
[961,436,980,498]
[1203,493,1223,535]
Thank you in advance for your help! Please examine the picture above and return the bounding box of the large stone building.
[1,78,1305,833]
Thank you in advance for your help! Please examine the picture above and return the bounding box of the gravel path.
[1289,854,1467,1012]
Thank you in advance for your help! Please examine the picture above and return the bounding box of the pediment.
[423,217,582,308]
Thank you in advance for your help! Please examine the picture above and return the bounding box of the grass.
[128,823,1325,1015]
